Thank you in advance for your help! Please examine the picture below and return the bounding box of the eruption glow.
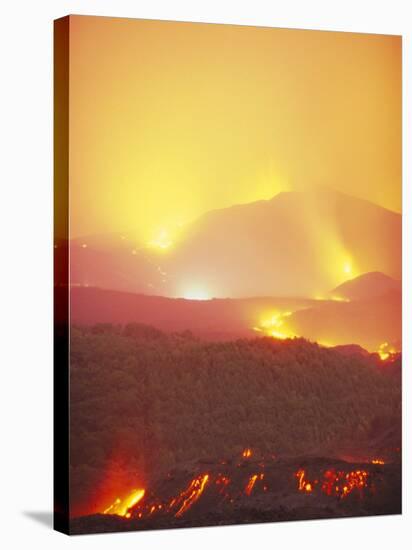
[68,17,401,243]
[254,311,295,340]
[343,260,353,276]
[103,488,145,517]
[378,342,397,361]
[182,288,211,301]
[148,229,173,251]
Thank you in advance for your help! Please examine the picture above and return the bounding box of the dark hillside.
[69,324,401,516]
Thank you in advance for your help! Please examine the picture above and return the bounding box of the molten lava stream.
[295,469,313,493]
[245,474,258,496]
[174,474,209,517]
[296,468,369,499]
[103,488,145,517]
[245,473,264,496]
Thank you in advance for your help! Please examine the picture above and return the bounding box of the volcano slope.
[68,324,401,533]
[70,452,401,534]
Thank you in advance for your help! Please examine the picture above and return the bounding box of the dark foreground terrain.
[70,454,401,534]
[68,324,401,519]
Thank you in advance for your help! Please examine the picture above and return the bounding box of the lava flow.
[103,473,212,521]
[103,488,145,517]
[253,311,296,340]
[296,468,369,499]
[377,342,399,361]
[100,449,380,523]
[296,469,313,493]
[102,448,263,521]
[174,474,209,517]
[245,473,264,496]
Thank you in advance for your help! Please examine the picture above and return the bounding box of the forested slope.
[69,324,401,514]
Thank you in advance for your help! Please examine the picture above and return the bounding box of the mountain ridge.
[67,188,401,298]
[332,271,401,301]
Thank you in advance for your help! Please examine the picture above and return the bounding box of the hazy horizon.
[69,186,401,242]
[66,16,401,241]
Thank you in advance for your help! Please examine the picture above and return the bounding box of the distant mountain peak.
[68,189,401,300]
[331,272,401,301]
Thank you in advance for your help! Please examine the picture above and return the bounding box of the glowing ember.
[245,474,258,496]
[103,488,145,517]
[371,458,385,465]
[242,448,252,458]
[296,468,369,499]
[215,474,231,495]
[296,469,308,492]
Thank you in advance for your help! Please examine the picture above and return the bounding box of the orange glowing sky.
[68,16,401,242]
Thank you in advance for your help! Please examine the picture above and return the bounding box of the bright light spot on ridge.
[378,342,397,361]
[343,259,352,276]
[330,294,349,302]
[253,311,295,340]
[182,288,211,301]
[148,229,173,251]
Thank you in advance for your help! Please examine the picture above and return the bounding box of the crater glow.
[148,229,173,251]
[182,288,211,301]
[343,259,352,276]
[253,311,295,340]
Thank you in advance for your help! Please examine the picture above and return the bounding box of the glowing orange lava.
[245,474,258,496]
[296,468,369,499]
[378,342,397,361]
[174,474,209,517]
[100,454,376,523]
[253,311,295,340]
[103,488,145,517]
[296,469,311,492]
